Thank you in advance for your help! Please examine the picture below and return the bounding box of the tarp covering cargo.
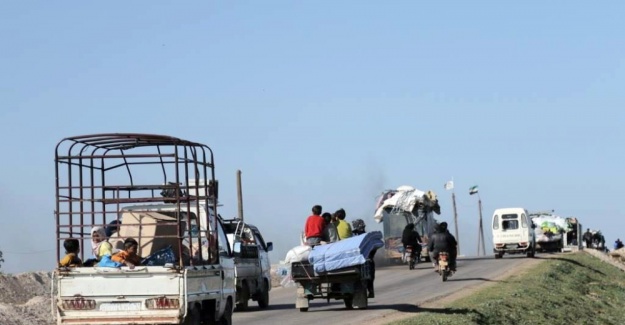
[374,186,440,223]
[531,214,568,243]
[308,231,383,273]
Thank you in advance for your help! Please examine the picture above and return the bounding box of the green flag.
[469,185,478,195]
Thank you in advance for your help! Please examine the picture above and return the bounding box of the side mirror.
[233,242,241,256]
[266,242,273,252]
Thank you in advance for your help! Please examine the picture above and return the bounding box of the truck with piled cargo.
[373,185,440,264]
[529,211,581,253]
[52,134,234,325]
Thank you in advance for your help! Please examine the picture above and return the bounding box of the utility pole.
[452,191,460,255]
[445,179,460,255]
[477,195,486,256]
[236,170,244,222]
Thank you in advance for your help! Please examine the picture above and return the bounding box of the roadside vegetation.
[393,252,625,325]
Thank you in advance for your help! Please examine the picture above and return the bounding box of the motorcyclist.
[427,222,457,272]
[401,223,422,262]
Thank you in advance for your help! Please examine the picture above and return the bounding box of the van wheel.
[257,279,270,309]
[495,252,503,259]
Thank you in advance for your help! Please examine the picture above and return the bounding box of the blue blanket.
[308,231,383,273]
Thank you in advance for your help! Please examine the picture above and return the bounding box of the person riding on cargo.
[304,205,325,246]
[322,212,339,243]
[427,222,457,271]
[352,219,366,236]
[334,208,352,240]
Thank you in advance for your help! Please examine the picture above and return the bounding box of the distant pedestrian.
[615,239,624,250]
[583,228,593,249]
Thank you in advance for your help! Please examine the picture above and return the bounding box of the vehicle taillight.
[61,298,96,310]
[520,242,527,247]
[145,297,180,309]
[495,243,505,248]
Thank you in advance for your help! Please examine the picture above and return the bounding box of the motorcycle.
[404,245,416,270]
[437,252,452,281]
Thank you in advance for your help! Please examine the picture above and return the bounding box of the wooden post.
[237,170,244,222]
[452,192,460,255]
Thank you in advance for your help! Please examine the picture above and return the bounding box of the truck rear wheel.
[235,283,249,311]
[218,299,233,325]
[182,304,201,325]
[344,297,353,310]
[257,279,270,309]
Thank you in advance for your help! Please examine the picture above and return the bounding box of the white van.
[491,207,536,258]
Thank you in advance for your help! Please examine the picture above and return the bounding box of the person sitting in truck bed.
[59,238,83,268]
[112,238,142,269]
[84,226,113,266]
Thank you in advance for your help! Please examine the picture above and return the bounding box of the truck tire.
[182,304,201,325]
[235,282,249,311]
[218,299,233,325]
[257,279,270,309]
[344,296,354,310]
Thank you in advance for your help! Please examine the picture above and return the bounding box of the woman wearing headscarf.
[91,226,113,261]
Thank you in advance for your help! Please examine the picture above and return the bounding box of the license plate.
[99,302,142,312]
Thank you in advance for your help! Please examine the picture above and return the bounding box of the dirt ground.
[0,272,55,325]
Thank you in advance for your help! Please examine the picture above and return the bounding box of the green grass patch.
[392,253,625,325]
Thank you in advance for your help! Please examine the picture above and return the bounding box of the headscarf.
[91,226,108,257]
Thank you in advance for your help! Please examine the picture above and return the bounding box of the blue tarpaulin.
[308,231,383,273]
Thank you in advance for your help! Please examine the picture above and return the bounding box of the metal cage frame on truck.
[54,133,220,268]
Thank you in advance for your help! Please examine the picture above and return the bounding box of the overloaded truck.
[373,185,440,264]
[52,134,234,325]
[529,211,581,253]
[290,232,383,311]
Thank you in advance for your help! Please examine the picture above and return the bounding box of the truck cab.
[492,207,536,258]
[222,219,273,310]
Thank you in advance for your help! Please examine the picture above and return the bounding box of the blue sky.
[1,1,624,273]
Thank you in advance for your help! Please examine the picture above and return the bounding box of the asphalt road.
[233,254,537,325]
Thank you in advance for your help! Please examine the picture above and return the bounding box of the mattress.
[308,231,384,273]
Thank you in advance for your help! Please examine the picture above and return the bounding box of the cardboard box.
[114,211,184,258]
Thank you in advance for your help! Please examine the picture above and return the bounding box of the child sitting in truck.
[112,238,142,269]
[59,238,83,267]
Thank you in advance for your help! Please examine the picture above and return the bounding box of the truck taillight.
[520,242,528,246]
[145,297,180,309]
[61,298,96,310]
